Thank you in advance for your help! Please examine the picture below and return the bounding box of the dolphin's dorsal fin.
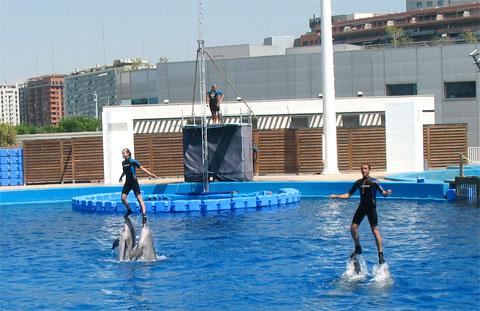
[112,238,120,250]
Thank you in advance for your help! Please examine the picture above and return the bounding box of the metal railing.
[455,176,480,207]
[467,147,480,164]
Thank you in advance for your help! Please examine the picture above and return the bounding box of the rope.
[203,50,257,119]
[191,49,200,123]
[461,153,480,166]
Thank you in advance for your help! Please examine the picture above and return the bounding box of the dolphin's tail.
[112,238,120,250]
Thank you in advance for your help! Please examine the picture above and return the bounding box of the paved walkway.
[0,171,388,191]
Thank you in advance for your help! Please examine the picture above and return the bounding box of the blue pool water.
[1,199,479,310]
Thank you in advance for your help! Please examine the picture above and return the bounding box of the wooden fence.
[423,124,468,168]
[23,136,104,184]
[21,124,468,184]
[134,133,184,178]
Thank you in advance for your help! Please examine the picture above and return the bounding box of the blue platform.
[0,148,24,186]
[71,188,301,213]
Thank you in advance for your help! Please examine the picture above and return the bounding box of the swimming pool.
[1,198,478,310]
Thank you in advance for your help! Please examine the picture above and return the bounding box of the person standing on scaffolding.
[207,84,224,124]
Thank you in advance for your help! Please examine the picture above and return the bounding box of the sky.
[0,0,405,83]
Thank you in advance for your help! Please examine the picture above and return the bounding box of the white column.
[102,109,135,184]
[385,101,424,173]
[321,0,339,174]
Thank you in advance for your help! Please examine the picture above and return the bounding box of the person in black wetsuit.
[119,148,157,224]
[252,143,259,176]
[206,84,224,124]
[329,163,392,264]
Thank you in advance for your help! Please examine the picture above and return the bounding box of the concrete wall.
[385,101,425,173]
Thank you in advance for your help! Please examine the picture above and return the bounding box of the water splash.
[99,255,167,264]
[369,263,394,288]
[137,254,168,262]
[341,255,368,282]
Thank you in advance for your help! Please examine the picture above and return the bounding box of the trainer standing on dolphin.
[119,148,157,224]
[329,163,392,265]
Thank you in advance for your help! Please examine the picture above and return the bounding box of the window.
[416,2,422,8]
[444,82,476,99]
[427,1,433,7]
[386,83,418,96]
[131,98,148,105]
[342,114,359,128]
[290,116,309,129]
[437,0,444,6]
[148,97,159,104]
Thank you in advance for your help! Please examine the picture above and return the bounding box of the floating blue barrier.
[72,188,300,214]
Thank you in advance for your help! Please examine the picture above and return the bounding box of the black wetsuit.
[207,89,222,114]
[121,157,141,195]
[348,176,386,227]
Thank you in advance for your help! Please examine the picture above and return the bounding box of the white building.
[205,36,295,60]
[0,84,20,126]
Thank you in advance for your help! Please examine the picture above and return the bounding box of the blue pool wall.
[0,180,448,205]
[386,165,479,183]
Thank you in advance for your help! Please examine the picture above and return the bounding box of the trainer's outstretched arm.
[382,189,392,197]
[140,166,158,179]
[329,193,351,200]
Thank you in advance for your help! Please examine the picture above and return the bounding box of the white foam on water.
[157,255,168,261]
[341,255,368,282]
[137,254,168,262]
[369,263,394,288]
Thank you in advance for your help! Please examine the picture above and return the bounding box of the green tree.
[15,123,35,135]
[0,123,17,147]
[15,117,100,135]
[38,125,59,133]
[386,26,412,47]
[132,57,145,69]
[461,31,478,43]
[58,116,100,132]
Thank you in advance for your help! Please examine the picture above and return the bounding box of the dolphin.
[112,217,136,261]
[352,257,361,274]
[112,219,157,261]
[349,252,361,274]
[131,224,157,261]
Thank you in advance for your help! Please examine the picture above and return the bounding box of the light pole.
[93,91,99,131]
[321,0,339,174]
[93,91,98,119]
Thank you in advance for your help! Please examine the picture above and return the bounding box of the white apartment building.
[0,84,20,126]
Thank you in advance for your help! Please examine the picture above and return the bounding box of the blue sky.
[0,0,405,83]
